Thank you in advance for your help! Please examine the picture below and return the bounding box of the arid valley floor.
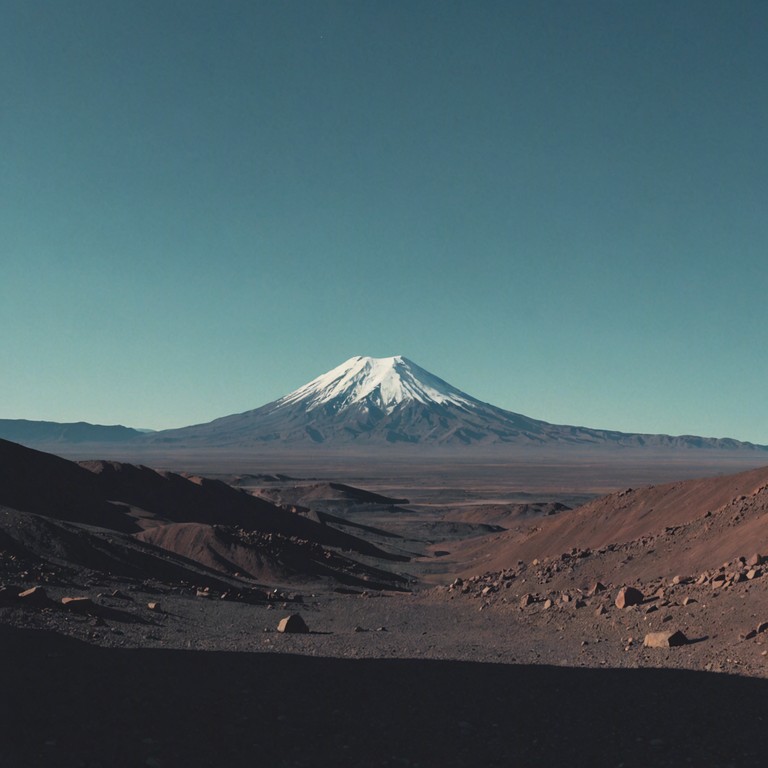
[4,442,768,767]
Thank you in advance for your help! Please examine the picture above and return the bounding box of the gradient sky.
[2,1,767,442]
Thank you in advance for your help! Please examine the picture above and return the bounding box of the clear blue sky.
[2,1,767,442]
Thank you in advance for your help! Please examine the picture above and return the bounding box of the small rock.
[643,630,689,648]
[747,569,761,580]
[147,602,161,611]
[682,597,696,606]
[594,604,607,617]
[277,614,309,634]
[543,599,552,610]
[519,593,534,608]
[61,596,96,613]
[615,586,644,609]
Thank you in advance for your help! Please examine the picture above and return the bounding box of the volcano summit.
[149,356,764,450]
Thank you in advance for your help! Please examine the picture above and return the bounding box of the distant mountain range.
[3,356,766,451]
[0,419,145,444]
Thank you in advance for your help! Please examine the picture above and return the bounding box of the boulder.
[643,630,689,648]
[587,581,607,597]
[747,553,763,567]
[615,587,644,609]
[277,614,309,634]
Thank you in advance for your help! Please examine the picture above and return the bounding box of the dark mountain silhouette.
[0,419,143,444]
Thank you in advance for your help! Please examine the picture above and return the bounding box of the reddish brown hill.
[79,460,403,561]
[449,464,768,580]
[136,523,408,589]
[0,506,241,589]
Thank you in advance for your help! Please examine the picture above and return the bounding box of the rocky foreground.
[3,575,768,768]
[4,440,768,766]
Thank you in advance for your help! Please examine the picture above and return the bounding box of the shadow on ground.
[2,625,765,768]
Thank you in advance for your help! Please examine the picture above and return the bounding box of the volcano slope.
[5,440,768,767]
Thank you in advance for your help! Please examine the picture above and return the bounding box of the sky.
[2,1,767,442]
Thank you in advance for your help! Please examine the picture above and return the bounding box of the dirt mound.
[137,523,409,589]
[447,502,570,526]
[254,481,408,510]
[0,506,238,589]
[136,523,290,583]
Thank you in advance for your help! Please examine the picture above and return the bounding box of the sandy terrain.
[3,439,768,766]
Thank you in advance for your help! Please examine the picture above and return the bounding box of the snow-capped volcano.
[276,355,474,414]
[147,355,766,450]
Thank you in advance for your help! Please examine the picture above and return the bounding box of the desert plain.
[4,442,768,767]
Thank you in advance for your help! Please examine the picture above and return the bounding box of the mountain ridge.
[1,357,764,451]
[146,356,767,450]
[0,419,143,445]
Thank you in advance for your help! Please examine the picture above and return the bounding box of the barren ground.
[3,445,768,767]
